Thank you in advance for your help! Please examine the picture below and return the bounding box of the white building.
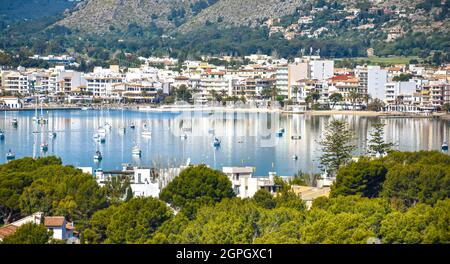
[0,96,22,109]
[385,81,417,105]
[84,66,123,98]
[222,167,279,198]
[309,59,334,81]
[44,216,75,241]
[356,66,388,101]
[94,163,187,198]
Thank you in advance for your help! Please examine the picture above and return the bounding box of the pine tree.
[319,120,356,177]
[367,122,394,157]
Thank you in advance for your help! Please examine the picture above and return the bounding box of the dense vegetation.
[0,150,449,244]
[0,0,449,69]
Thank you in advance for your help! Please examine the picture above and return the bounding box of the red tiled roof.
[44,217,66,227]
[0,225,18,239]
[329,75,355,82]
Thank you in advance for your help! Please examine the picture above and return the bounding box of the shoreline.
[2,105,449,119]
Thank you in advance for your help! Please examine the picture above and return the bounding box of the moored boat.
[442,141,449,152]
[132,145,142,157]
[213,137,221,147]
[6,149,15,160]
[94,151,102,161]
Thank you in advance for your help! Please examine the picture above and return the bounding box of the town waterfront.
[1,109,449,176]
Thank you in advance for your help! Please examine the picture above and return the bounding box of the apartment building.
[84,66,123,98]
[355,65,388,101]
[385,81,417,105]
[113,81,162,103]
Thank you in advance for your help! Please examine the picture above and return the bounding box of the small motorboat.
[40,143,48,152]
[38,117,47,124]
[208,128,215,134]
[49,132,57,139]
[12,119,18,127]
[142,129,152,137]
[130,124,136,129]
[132,146,142,157]
[213,137,221,147]
[81,107,89,111]
[280,128,285,133]
[97,127,107,135]
[292,155,298,160]
[180,133,188,139]
[94,151,102,161]
[119,127,126,134]
[442,141,449,152]
[276,129,284,137]
[0,130,4,140]
[6,150,15,160]
[291,135,301,140]
[104,123,112,130]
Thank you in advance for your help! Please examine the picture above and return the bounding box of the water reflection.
[0,109,449,176]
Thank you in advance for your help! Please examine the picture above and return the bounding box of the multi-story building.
[385,81,417,105]
[84,66,123,98]
[355,66,387,101]
[113,81,162,103]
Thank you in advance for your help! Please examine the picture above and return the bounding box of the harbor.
[1,109,449,176]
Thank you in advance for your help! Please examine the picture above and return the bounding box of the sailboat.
[142,124,152,137]
[48,112,56,139]
[119,108,126,134]
[37,99,47,125]
[40,123,48,152]
[94,150,103,161]
[32,96,38,122]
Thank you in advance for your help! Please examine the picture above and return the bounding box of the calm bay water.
[1,109,449,176]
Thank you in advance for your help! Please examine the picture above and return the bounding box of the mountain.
[59,0,215,33]
[0,0,448,66]
[0,0,76,22]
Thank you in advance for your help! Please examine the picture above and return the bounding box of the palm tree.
[261,86,279,101]
[348,91,360,108]
[292,87,299,103]
[329,93,343,109]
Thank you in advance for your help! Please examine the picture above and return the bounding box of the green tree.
[159,165,235,218]
[105,197,173,244]
[84,197,172,244]
[381,163,450,208]
[367,98,385,111]
[2,223,50,244]
[253,189,276,209]
[329,93,343,109]
[442,103,450,113]
[380,199,450,244]
[102,176,131,205]
[318,120,356,176]
[367,122,394,157]
[174,84,192,102]
[261,86,279,101]
[331,158,387,198]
